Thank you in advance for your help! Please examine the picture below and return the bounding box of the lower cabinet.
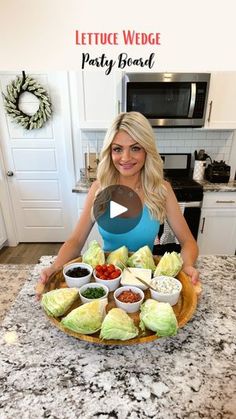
[198,192,236,255]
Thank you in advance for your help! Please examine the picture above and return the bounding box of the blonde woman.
[38,112,201,294]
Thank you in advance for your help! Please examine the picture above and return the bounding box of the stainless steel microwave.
[122,72,211,128]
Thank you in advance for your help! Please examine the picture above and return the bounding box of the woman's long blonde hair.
[96,112,167,223]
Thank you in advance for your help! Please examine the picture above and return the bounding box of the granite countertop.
[198,179,236,192]
[0,255,236,419]
[72,180,91,193]
[72,180,236,194]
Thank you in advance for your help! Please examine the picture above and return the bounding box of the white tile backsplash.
[81,129,235,170]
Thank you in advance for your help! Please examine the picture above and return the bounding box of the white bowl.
[93,265,122,291]
[114,286,144,313]
[120,267,152,290]
[150,276,182,306]
[63,262,93,288]
[79,283,109,304]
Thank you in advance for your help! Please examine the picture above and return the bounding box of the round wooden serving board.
[41,256,197,345]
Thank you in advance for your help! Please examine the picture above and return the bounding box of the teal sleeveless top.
[97,205,160,252]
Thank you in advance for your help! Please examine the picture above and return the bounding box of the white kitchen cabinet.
[76,71,122,129]
[205,72,236,129]
[76,71,236,130]
[0,205,7,248]
[198,192,236,255]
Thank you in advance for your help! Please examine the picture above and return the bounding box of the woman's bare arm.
[50,180,100,270]
[164,181,200,285]
[36,180,100,296]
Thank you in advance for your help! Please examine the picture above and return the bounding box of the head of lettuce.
[127,245,156,271]
[61,299,107,334]
[140,299,178,337]
[82,240,105,268]
[154,251,183,277]
[106,246,128,270]
[100,308,139,341]
[41,288,79,317]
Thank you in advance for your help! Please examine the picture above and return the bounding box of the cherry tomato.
[110,271,120,279]
[95,264,121,280]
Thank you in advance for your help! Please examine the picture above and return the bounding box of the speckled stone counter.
[72,180,236,194]
[0,264,34,323]
[0,256,236,419]
[199,180,236,192]
[72,181,90,193]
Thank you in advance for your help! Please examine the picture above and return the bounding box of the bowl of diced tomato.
[93,264,122,291]
[114,286,144,313]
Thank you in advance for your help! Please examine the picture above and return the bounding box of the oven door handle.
[180,201,202,208]
[188,83,196,118]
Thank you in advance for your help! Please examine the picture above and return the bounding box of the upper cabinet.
[72,71,236,131]
[205,72,236,129]
[75,72,122,130]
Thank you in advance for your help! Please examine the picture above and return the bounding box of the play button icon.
[93,185,143,234]
[110,201,128,219]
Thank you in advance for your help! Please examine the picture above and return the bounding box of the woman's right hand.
[35,265,57,300]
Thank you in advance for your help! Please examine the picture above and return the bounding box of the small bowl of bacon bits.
[93,264,122,291]
[114,286,145,313]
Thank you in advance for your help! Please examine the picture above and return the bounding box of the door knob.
[7,171,14,177]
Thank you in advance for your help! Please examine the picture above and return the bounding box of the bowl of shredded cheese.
[149,276,182,306]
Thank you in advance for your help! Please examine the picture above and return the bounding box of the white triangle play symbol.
[110,200,128,219]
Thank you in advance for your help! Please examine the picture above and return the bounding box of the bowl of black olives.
[63,262,93,288]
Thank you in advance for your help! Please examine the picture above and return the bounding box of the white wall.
[78,128,235,179]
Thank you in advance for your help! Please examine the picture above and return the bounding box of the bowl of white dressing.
[150,276,182,306]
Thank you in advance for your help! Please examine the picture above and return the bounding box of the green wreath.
[3,72,52,130]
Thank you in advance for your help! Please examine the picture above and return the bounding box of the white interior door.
[0,72,77,243]
[0,204,7,248]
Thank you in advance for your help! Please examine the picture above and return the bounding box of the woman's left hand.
[183,265,202,296]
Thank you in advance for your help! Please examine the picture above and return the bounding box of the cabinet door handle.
[216,200,235,204]
[207,100,213,123]
[200,217,205,234]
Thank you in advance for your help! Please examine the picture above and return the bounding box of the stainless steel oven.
[122,72,211,128]
[153,153,203,255]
